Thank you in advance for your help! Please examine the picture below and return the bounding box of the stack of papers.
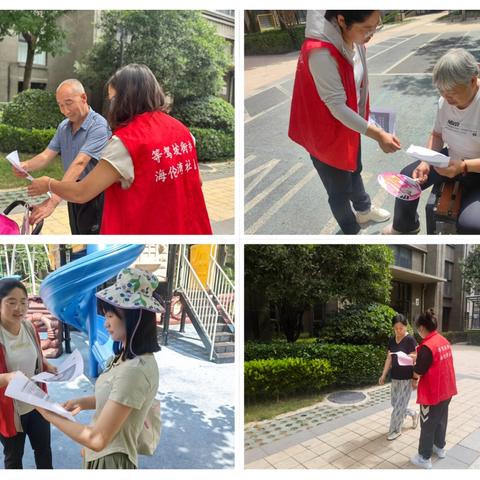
[369,108,396,135]
[406,145,450,167]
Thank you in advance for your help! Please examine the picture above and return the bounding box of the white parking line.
[381,32,443,74]
[245,97,291,125]
[245,154,256,165]
[367,34,420,61]
[246,170,317,234]
[245,162,303,214]
[245,159,281,196]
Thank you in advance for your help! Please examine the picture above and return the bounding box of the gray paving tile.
[446,445,480,465]
[459,430,480,453]
[433,456,469,469]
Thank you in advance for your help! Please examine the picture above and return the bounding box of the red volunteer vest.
[417,331,457,406]
[100,111,212,235]
[289,39,369,172]
[0,327,47,438]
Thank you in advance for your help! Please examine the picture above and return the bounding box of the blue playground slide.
[40,244,144,377]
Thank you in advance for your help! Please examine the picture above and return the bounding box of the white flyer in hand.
[406,145,450,167]
[369,107,397,135]
[31,349,83,383]
[6,150,34,181]
[5,372,76,422]
[391,351,414,366]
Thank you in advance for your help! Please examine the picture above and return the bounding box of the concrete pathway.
[245,344,480,469]
[1,160,234,235]
[0,325,235,469]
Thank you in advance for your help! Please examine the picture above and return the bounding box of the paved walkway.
[1,161,234,235]
[245,11,449,98]
[0,325,235,469]
[245,344,480,469]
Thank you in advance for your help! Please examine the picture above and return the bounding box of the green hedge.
[442,331,468,344]
[245,25,305,55]
[245,341,386,387]
[318,303,399,346]
[244,357,335,402]
[468,330,480,345]
[2,89,64,130]
[0,124,55,153]
[191,127,234,161]
[172,96,234,133]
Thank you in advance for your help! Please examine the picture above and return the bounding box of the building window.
[391,246,412,269]
[17,81,46,92]
[444,261,453,298]
[215,10,234,17]
[17,39,46,66]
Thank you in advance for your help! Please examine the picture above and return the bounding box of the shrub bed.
[190,127,234,161]
[2,89,64,130]
[245,25,305,55]
[0,124,55,153]
[442,331,468,344]
[318,303,400,346]
[245,341,386,387]
[244,357,335,402]
[468,330,480,345]
[172,96,234,133]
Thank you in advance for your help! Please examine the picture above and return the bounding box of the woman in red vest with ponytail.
[29,64,212,235]
[289,11,401,234]
[410,309,457,469]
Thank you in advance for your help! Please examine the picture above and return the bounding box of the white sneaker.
[433,445,446,459]
[356,206,391,224]
[382,223,420,235]
[412,411,419,430]
[410,454,432,469]
[387,431,401,441]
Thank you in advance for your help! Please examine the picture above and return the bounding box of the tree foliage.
[462,245,480,293]
[245,245,394,342]
[75,10,231,108]
[0,11,67,90]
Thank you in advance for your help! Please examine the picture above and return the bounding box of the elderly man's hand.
[412,161,430,184]
[28,177,50,197]
[11,161,30,178]
[434,159,463,178]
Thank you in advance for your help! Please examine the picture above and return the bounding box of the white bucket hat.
[96,267,165,313]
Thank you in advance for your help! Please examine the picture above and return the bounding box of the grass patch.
[245,392,326,423]
[0,152,63,189]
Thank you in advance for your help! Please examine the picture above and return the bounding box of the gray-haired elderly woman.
[383,48,480,235]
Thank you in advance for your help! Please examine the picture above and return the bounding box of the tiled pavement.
[1,161,234,235]
[245,345,480,469]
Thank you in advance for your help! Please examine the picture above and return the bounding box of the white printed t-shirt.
[433,86,480,160]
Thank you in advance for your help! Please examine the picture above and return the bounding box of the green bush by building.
[2,90,64,130]
[245,25,305,55]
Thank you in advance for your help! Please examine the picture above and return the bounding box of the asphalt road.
[244,24,480,235]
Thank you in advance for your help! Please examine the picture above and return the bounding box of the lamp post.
[162,245,178,346]
[115,27,132,68]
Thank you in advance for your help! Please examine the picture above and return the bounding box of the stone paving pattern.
[245,345,480,469]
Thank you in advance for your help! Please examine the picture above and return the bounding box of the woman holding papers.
[36,268,161,469]
[379,314,418,441]
[0,278,57,469]
[289,10,401,234]
[410,309,457,469]
[384,48,480,234]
